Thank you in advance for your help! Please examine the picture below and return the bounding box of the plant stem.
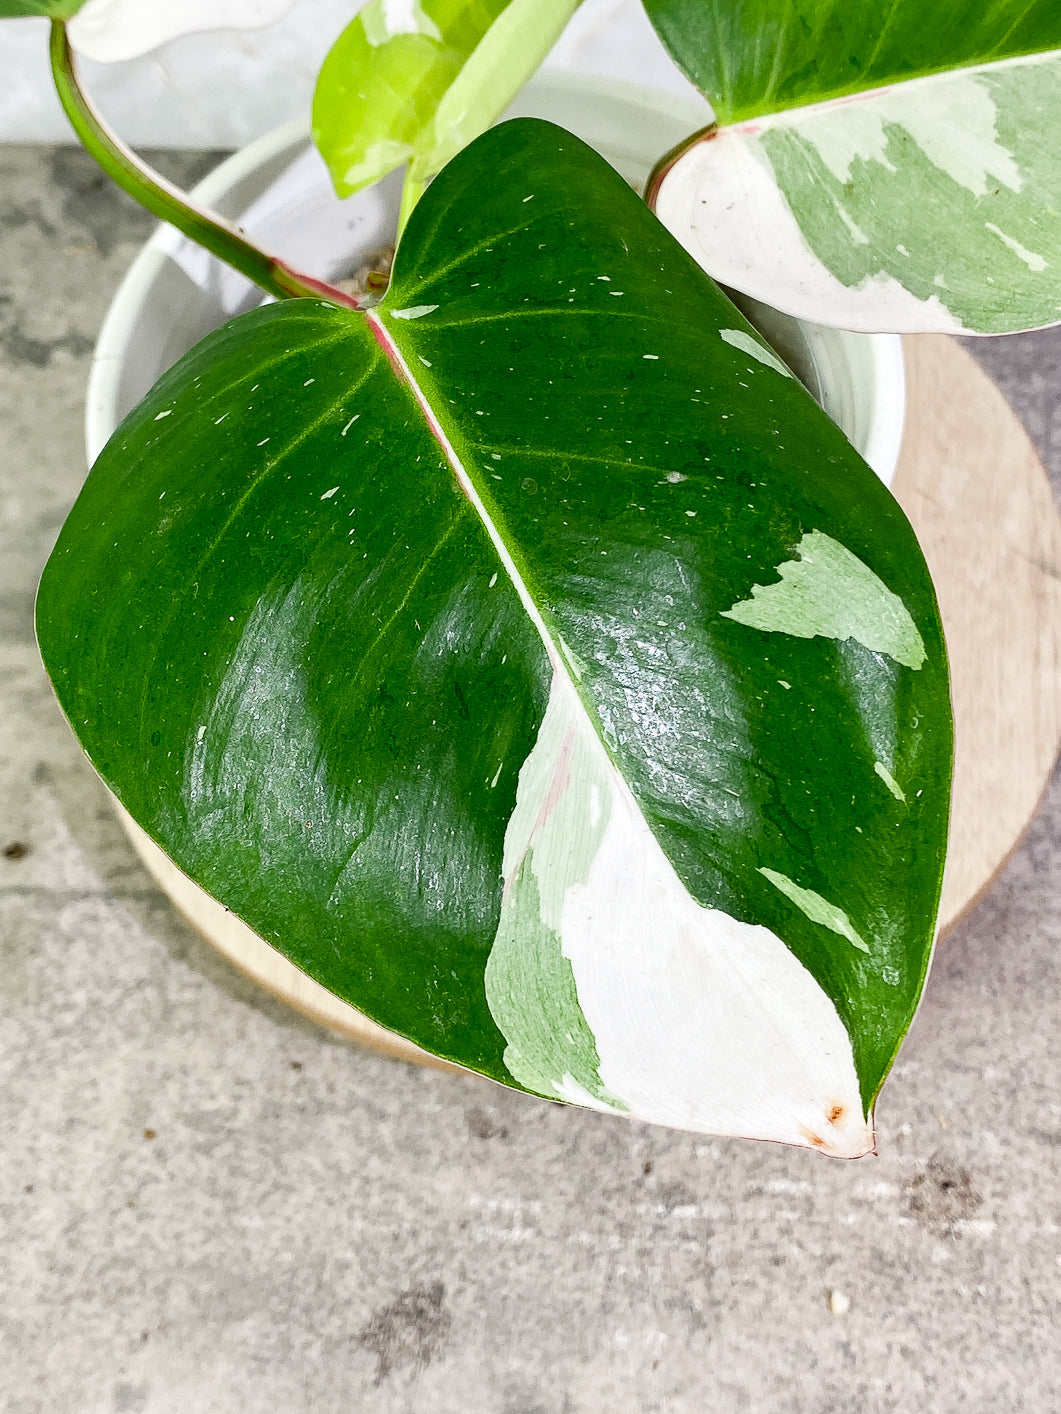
[396,168,428,243]
[48,21,361,310]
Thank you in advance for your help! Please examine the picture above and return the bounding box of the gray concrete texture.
[1,143,1059,1414]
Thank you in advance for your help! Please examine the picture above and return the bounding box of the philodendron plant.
[16,0,1059,1155]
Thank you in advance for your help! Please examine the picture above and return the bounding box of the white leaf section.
[362,0,441,47]
[653,123,965,334]
[651,52,1061,334]
[489,672,874,1157]
[68,0,296,62]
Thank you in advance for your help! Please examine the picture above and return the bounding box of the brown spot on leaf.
[827,1104,845,1125]
[4,841,29,860]
[800,1125,827,1148]
[142,1129,156,1141]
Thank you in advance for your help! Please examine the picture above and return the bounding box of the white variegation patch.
[719,327,794,378]
[362,0,442,47]
[68,0,295,62]
[486,672,874,1157]
[651,51,1061,335]
[796,75,1022,197]
[653,117,966,333]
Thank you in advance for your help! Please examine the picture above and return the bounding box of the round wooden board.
[118,334,1061,1064]
[893,336,1061,931]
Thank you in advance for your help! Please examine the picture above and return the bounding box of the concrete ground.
[2,143,1059,1414]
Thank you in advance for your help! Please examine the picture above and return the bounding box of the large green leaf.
[643,1,1061,333]
[312,0,580,199]
[38,120,952,1155]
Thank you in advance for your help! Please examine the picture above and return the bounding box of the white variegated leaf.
[485,671,874,1156]
[67,0,296,61]
[651,53,1061,335]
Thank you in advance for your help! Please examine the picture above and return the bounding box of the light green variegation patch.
[484,671,620,1109]
[759,869,870,954]
[874,762,906,802]
[312,0,579,199]
[652,53,1061,334]
[389,304,440,321]
[719,328,794,379]
[721,531,926,670]
[0,0,87,18]
[485,678,872,1152]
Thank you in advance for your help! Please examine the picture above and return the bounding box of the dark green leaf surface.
[641,0,1061,122]
[38,120,951,1134]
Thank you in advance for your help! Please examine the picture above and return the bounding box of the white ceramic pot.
[83,74,906,1055]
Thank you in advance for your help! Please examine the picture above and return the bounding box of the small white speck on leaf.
[489,573,498,588]
[827,1290,850,1316]
[390,304,439,321]
[304,378,315,386]
[523,194,534,202]
[685,510,697,517]
[341,415,360,436]
[257,438,270,447]
[419,356,432,367]
[214,413,228,424]
[321,487,339,500]
[644,354,659,360]
[154,409,172,421]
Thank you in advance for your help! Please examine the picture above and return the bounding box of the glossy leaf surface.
[312,0,579,198]
[645,4,1061,333]
[641,0,1061,123]
[38,120,952,1154]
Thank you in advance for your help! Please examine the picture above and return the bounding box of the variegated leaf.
[66,0,295,62]
[37,121,952,1154]
[644,0,1061,333]
[313,0,580,199]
